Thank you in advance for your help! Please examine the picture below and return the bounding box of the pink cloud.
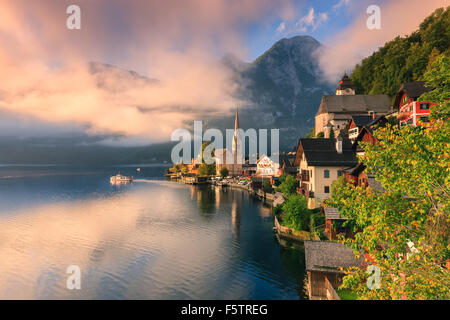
[317,0,448,82]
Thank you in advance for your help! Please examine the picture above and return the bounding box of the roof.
[316,94,391,116]
[394,81,434,109]
[305,240,364,273]
[367,174,385,192]
[324,207,347,220]
[336,73,355,91]
[399,81,433,99]
[350,115,374,127]
[299,138,358,167]
[346,162,366,176]
[279,153,293,167]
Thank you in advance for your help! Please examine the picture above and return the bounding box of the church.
[315,73,392,138]
[214,107,243,177]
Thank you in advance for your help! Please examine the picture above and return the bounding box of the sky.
[246,0,355,60]
[0,0,447,146]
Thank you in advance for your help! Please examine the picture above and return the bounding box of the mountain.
[0,36,332,164]
[210,35,333,149]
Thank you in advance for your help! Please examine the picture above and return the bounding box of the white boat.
[136,168,141,172]
[110,174,133,184]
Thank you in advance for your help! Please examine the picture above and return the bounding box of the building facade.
[394,81,434,127]
[315,74,391,137]
[214,106,243,176]
[294,135,357,209]
[256,154,280,177]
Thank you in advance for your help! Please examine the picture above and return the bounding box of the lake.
[0,165,306,299]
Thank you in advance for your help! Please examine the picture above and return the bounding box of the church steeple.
[335,72,355,95]
[232,106,240,154]
[234,105,239,133]
[232,106,241,176]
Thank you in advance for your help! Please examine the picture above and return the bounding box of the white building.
[256,154,280,177]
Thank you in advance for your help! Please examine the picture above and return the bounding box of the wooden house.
[323,207,349,240]
[394,81,434,127]
[305,240,364,300]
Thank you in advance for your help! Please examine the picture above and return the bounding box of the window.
[337,170,342,177]
[406,118,413,125]
[324,170,329,178]
[324,186,330,193]
[420,103,430,110]
[420,116,429,123]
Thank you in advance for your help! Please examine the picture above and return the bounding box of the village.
[166,72,443,300]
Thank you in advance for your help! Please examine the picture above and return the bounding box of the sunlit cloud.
[278,7,329,36]
[316,0,447,83]
[0,0,295,145]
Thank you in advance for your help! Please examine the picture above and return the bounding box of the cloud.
[295,8,328,32]
[0,0,295,145]
[279,7,329,35]
[333,0,351,11]
[316,0,447,83]
[276,21,286,34]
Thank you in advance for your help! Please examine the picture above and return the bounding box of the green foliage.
[330,119,450,299]
[305,127,315,138]
[336,289,358,300]
[331,176,348,202]
[170,163,185,173]
[198,141,216,176]
[351,7,449,97]
[198,163,215,176]
[386,115,399,126]
[262,180,272,193]
[277,175,298,198]
[329,129,335,139]
[220,167,229,178]
[419,54,450,120]
[281,194,310,231]
[316,131,324,138]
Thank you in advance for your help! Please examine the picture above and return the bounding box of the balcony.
[296,173,310,182]
[296,186,314,199]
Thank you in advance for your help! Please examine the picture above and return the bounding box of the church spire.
[234,105,239,133]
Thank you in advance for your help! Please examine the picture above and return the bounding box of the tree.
[220,167,229,178]
[316,131,324,138]
[419,54,450,120]
[198,141,216,176]
[262,180,272,193]
[330,119,450,299]
[329,128,335,139]
[277,175,298,198]
[305,127,315,138]
[281,194,310,231]
[350,7,449,97]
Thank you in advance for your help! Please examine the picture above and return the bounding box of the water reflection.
[231,194,241,243]
[0,168,306,299]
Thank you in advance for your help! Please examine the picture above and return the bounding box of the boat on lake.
[110,174,133,184]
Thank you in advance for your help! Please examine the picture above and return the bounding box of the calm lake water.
[0,165,306,299]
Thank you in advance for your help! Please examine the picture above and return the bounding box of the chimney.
[336,132,343,154]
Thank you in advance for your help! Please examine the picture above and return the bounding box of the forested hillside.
[351,7,449,97]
